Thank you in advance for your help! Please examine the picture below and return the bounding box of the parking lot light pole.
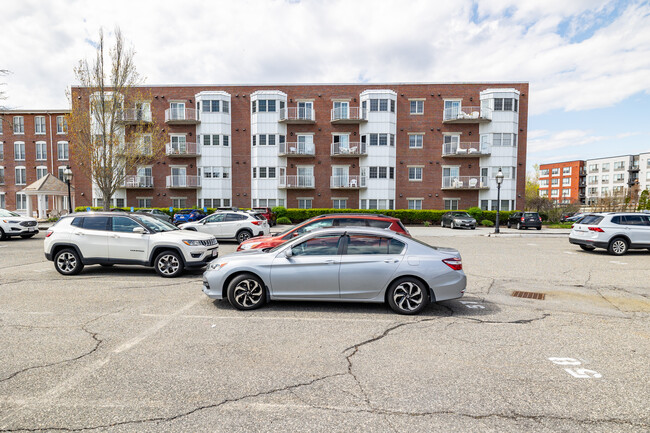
[495,168,504,234]
[63,165,73,214]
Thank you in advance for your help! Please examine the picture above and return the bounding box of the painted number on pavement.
[460,301,485,309]
[548,357,602,378]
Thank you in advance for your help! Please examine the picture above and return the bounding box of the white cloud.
[528,129,642,153]
[1,0,650,116]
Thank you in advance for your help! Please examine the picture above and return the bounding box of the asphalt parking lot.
[0,227,648,432]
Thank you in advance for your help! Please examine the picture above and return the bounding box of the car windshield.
[453,212,471,218]
[132,215,178,232]
[0,209,21,217]
[275,217,319,237]
[268,230,323,253]
[136,209,151,213]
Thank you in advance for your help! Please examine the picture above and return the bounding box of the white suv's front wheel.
[154,251,184,278]
[54,248,84,275]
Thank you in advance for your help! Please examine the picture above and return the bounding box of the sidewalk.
[406,225,570,238]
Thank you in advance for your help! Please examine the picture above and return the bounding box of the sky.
[1,0,649,172]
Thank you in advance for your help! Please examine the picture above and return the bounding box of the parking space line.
[564,251,577,255]
[609,261,627,265]
[140,313,397,323]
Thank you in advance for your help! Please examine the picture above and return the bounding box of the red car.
[237,213,409,251]
[249,207,277,226]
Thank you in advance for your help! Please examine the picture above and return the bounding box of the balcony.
[330,107,367,124]
[166,175,201,189]
[117,109,152,124]
[279,107,316,124]
[123,175,153,189]
[278,142,315,157]
[629,164,640,172]
[579,169,587,176]
[442,142,490,158]
[278,175,315,189]
[330,175,367,189]
[166,142,200,157]
[331,142,367,157]
[443,106,492,123]
[164,108,200,125]
[441,176,489,190]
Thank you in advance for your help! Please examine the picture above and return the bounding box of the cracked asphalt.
[0,229,648,432]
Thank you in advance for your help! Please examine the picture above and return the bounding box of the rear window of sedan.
[524,213,539,218]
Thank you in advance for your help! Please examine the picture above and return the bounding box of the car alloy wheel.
[387,278,429,315]
[227,273,266,310]
[517,222,522,230]
[155,251,184,277]
[450,222,455,229]
[237,230,252,243]
[54,249,84,275]
[440,221,444,227]
[608,238,628,256]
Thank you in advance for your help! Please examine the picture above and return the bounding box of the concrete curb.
[485,233,569,238]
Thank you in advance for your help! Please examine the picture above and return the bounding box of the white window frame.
[332,198,347,209]
[298,197,313,209]
[13,116,24,134]
[407,198,423,210]
[34,116,46,134]
[15,166,26,185]
[35,141,47,161]
[36,165,48,180]
[56,116,67,134]
[408,166,423,181]
[409,99,424,115]
[408,133,424,149]
[57,141,69,160]
[14,141,25,161]
[444,198,460,210]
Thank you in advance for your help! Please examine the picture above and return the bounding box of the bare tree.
[1,69,10,131]
[67,28,165,210]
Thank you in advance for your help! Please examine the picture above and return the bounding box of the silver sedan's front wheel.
[387,277,429,315]
[154,251,184,278]
[227,273,266,310]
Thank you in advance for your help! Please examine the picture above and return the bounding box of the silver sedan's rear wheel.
[54,248,84,275]
[154,251,184,278]
[227,273,266,310]
[387,277,429,315]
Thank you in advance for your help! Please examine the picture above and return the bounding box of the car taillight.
[251,221,262,225]
[588,227,604,232]
[521,217,525,221]
[45,231,53,237]
[539,217,542,222]
[442,257,462,271]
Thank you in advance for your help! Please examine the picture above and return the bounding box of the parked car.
[440,211,476,229]
[173,209,206,225]
[564,213,586,223]
[236,213,410,251]
[179,211,270,243]
[507,212,542,230]
[569,212,650,255]
[136,208,173,223]
[0,209,39,240]
[250,207,276,226]
[44,212,218,277]
[203,227,465,315]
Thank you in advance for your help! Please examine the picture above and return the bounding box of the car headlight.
[239,242,261,250]
[3,220,20,224]
[182,239,204,246]
[209,262,227,270]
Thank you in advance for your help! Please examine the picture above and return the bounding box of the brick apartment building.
[539,153,650,206]
[2,82,528,214]
[538,160,585,204]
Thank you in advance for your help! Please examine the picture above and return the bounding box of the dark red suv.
[237,213,409,251]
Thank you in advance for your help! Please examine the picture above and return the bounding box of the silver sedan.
[202,227,466,315]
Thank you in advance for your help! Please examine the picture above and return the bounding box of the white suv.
[44,212,218,277]
[0,209,39,240]
[179,211,270,243]
[569,212,650,255]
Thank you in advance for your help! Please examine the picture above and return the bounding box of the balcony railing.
[123,175,153,188]
[443,106,492,123]
[279,107,316,123]
[330,107,367,123]
[164,108,200,124]
[614,165,626,172]
[278,175,315,189]
[166,142,200,157]
[331,142,367,157]
[117,109,152,124]
[629,164,640,171]
[166,175,201,188]
[442,142,490,157]
[442,176,489,190]
[330,175,367,189]
[278,142,315,157]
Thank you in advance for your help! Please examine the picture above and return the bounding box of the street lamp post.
[63,166,73,214]
[495,168,504,234]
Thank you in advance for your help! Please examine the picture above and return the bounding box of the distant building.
[539,160,585,204]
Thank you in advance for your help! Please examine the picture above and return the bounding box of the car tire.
[580,245,595,251]
[450,222,455,229]
[608,238,628,256]
[236,230,253,243]
[20,233,36,239]
[507,222,511,229]
[54,248,84,276]
[0,228,6,241]
[471,226,476,230]
[517,222,522,230]
[154,250,184,278]
[536,227,541,231]
[440,221,444,227]
[387,277,429,315]
[227,273,266,311]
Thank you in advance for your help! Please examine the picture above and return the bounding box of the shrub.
[276,216,292,225]
[467,206,483,221]
[481,219,494,227]
[423,221,431,227]
[272,206,288,219]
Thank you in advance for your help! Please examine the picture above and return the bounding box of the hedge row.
[74,206,222,217]
[75,206,519,225]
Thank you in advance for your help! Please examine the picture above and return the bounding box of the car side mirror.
[292,231,300,237]
[133,227,145,234]
[284,248,293,258]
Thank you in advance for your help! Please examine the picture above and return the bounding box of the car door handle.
[325,259,338,264]
[73,231,84,236]
[111,234,120,238]
[384,259,399,263]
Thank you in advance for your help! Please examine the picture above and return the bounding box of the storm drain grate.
[511,291,546,300]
